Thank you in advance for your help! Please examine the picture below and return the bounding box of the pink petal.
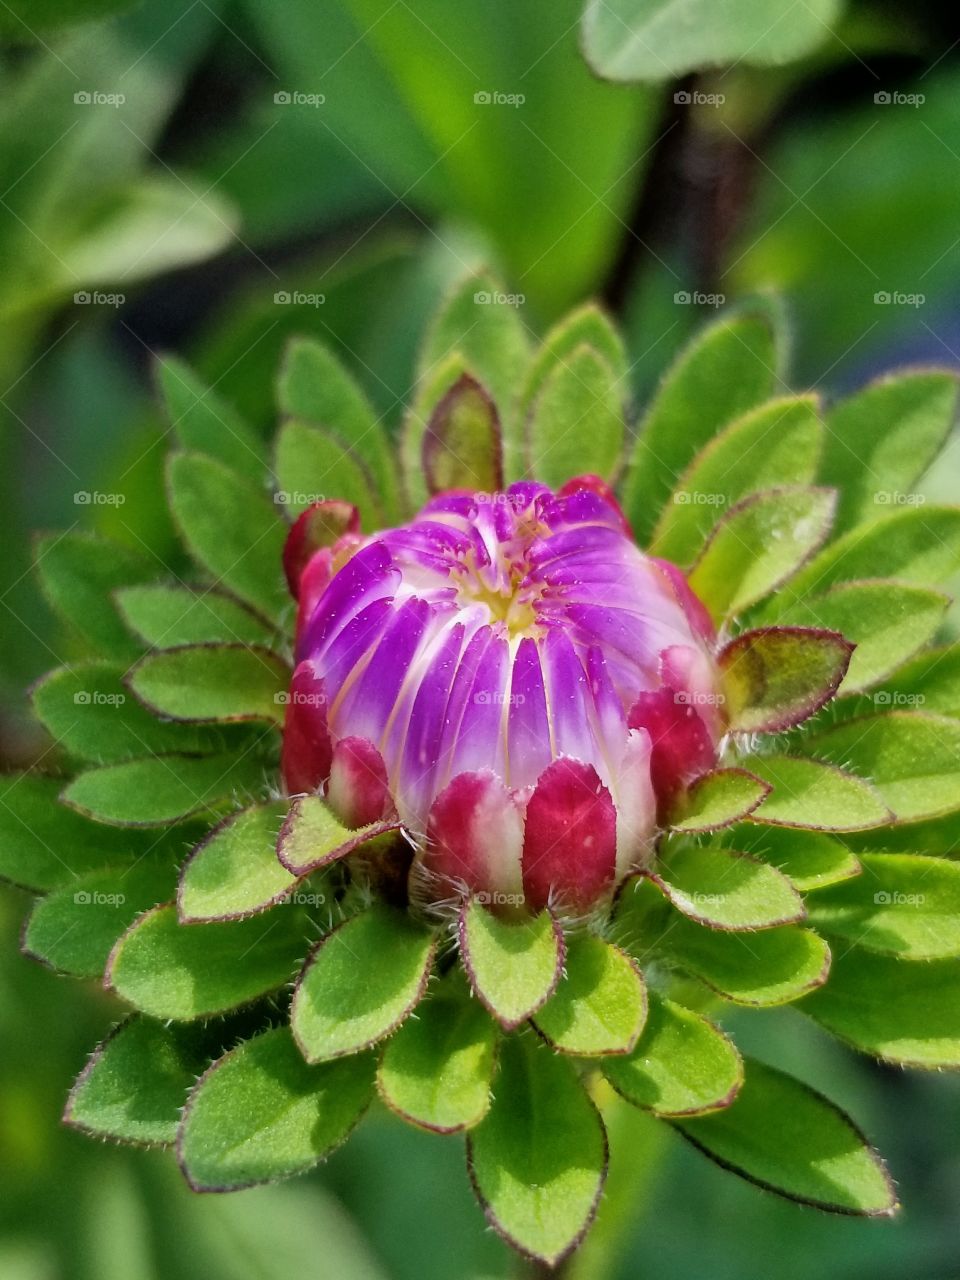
[557,473,632,535]
[521,759,617,913]
[611,728,657,879]
[628,688,716,818]
[281,662,332,795]
[424,771,524,903]
[326,735,392,828]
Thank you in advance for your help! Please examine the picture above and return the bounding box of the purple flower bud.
[282,478,724,914]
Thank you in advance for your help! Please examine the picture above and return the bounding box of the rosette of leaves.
[8,271,960,1269]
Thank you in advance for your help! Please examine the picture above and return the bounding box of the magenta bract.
[281,478,724,914]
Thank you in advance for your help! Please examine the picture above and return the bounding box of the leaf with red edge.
[467,1033,607,1267]
[459,898,563,1030]
[688,486,836,621]
[675,1058,897,1216]
[719,626,853,733]
[668,768,771,833]
[650,843,805,931]
[602,991,743,1117]
[277,795,401,876]
[745,755,892,831]
[423,373,503,496]
[291,904,436,1062]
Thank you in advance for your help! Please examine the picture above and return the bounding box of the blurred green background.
[2,2,960,1276]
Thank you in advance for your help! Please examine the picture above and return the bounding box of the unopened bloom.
[282,477,724,914]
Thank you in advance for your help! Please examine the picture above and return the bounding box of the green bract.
[14,282,960,1267]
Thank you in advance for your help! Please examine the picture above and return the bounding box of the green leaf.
[675,1058,896,1216]
[179,802,298,922]
[278,337,401,522]
[166,452,287,621]
[178,1027,374,1190]
[0,773,148,892]
[527,345,624,488]
[688,487,836,621]
[65,1017,215,1147]
[519,303,627,424]
[157,356,265,484]
[879,644,960,717]
[669,768,770,833]
[129,644,289,726]
[782,507,960,603]
[821,371,958,536]
[23,861,174,978]
[652,396,823,566]
[802,947,960,1069]
[812,712,960,822]
[291,904,436,1062]
[274,420,379,520]
[0,0,137,36]
[582,0,840,82]
[808,853,960,959]
[115,584,275,649]
[459,899,563,1030]
[467,1033,607,1267]
[618,879,829,1006]
[107,904,307,1020]
[423,373,503,495]
[63,753,269,827]
[377,973,498,1133]
[771,580,951,694]
[623,311,778,541]
[35,531,153,661]
[32,662,226,764]
[721,823,861,893]
[532,934,646,1056]
[404,273,530,500]
[719,627,852,733]
[602,992,742,1116]
[745,754,892,831]
[651,844,805,931]
[58,173,236,291]
[278,794,400,876]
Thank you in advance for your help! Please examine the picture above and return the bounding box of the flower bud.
[282,478,723,914]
